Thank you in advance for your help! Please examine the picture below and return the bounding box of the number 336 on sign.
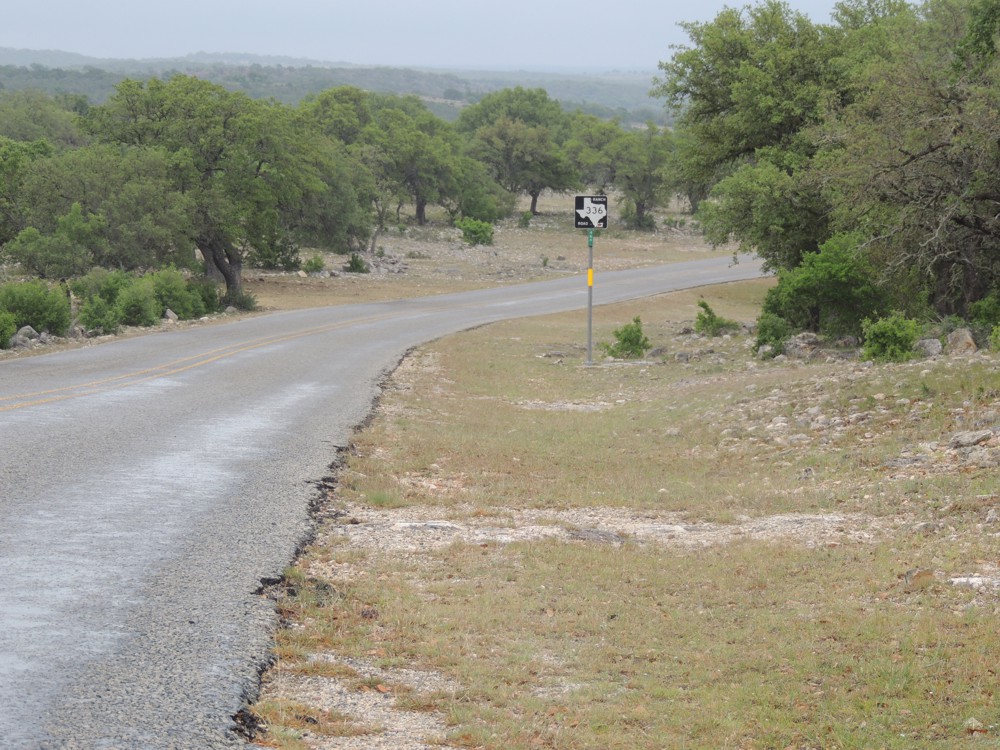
[575,195,608,229]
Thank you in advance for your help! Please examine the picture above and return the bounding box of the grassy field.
[248,201,1000,750]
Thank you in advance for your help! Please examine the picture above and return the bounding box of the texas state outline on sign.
[575,195,608,228]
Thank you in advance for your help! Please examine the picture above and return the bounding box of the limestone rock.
[946,328,977,355]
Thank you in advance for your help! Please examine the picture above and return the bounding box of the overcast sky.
[3,0,842,71]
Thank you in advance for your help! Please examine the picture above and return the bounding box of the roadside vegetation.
[252,280,1000,749]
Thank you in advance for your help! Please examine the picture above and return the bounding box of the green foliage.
[188,277,222,314]
[302,255,326,274]
[113,278,160,327]
[78,296,121,334]
[969,292,1000,329]
[246,236,302,271]
[455,217,495,246]
[0,310,16,348]
[695,300,739,336]
[346,252,369,273]
[70,268,133,305]
[761,234,888,337]
[5,226,92,279]
[861,313,921,362]
[223,288,258,311]
[0,280,71,335]
[601,316,651,359]
[518,211,533,228]
[754,312,794,356]
[149,267,206,320]
[991,324,1000,352]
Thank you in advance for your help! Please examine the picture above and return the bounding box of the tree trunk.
[529,190,541,215]
[415,198,428,226]
[200,236,242,302]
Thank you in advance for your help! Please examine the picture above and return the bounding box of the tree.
[653,0,843,268]
[85,77,341,301]
[818,0,1000,314]
[458,88,577,213]
[0,136,53,245]
[607,126,676,230]
[0,90,88,147]
[16,144,194,270]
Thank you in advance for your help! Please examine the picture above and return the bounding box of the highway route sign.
[575,195,608,229]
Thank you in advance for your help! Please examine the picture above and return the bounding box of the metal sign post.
[587,229,594,364]
[575,196,607,366]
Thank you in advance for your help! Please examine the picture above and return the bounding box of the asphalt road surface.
[0,256,763,749]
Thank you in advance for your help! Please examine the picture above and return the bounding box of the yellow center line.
[0,312,394,412]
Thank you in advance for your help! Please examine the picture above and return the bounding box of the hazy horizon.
[2,0,842,72]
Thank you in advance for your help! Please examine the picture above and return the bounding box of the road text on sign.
[575,195,608,229]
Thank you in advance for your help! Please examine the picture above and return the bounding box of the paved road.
[0,256,763,749]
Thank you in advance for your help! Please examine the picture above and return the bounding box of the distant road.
[0,256,764,749]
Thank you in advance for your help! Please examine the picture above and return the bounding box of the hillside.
[0,48,665,124]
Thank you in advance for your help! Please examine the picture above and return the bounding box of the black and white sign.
[575,195,608,229]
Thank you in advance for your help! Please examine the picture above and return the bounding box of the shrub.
[518,211,533,228]
[346,253,369,273]
[188,277,222,314]
[78,296,121,334]
[455,217,494,246]
[246,237,301,271]
[0,310,16,348]
[223,288,258,311]
[861,313,921,362]
[762,233,888,337]
[149,267,205,320]
[0,280,71,335]
[695,300,739,337]
[969,293,1000,329]
[991,324,1000,352]
[114,278,160,327]
[754,312,794,356]
[302,255,325,274]
[601,316,651,359]
[70,268,132,305]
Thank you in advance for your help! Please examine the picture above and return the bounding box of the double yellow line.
[0,311,397,412]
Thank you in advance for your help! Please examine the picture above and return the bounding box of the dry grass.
[249,197,1000,749]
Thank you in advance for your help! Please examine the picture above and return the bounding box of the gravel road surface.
[0,257,763,749]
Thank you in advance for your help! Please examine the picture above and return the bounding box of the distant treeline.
[0,50,667,125]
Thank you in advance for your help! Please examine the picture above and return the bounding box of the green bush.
[78,296,121,334]
[969,293,1000,329]
[518,211,533,228]
[346,253,369,273]
[246,237,301,271]
[114,278,160,327]
[754,312,794,356]
[0,280,71,335]
[601,316,651,359]
[455,217,495,246]
[188,277,222,314]
[223,287,258,311]
[861,313,921,362]
[762,233,888,337]
[149,267,205,320]
[695,300,740,337]
[0,310,16,349]
[990,324,1000,352]
[302,255,325,274]
[70,268,132,305]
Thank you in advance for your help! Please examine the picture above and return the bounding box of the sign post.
[575,195,608,365]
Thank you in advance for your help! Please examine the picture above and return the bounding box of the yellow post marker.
[588,268,594,287]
